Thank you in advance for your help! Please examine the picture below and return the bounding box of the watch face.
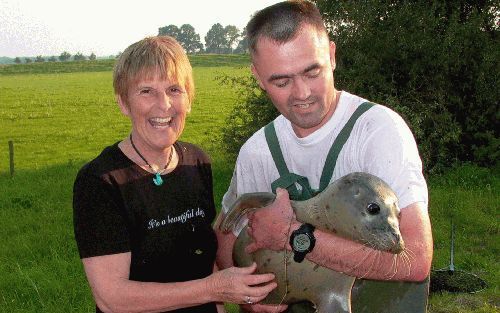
[293,233,311,252]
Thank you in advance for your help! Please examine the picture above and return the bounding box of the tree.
[234,27,249,54]
[89,52,97,60]
[25,58,32,63]
[48,56,57,62]
[59,51,71,62]
[224,25,240,53]
[73,52,86,61]
[178,24,204,54]
[14,57,21,64]
[35,55,45,62]
[158,24,180,38]
[205,23,228,54]
[312,0,499,171]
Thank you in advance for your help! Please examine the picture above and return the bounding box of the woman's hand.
[206,262,285,309]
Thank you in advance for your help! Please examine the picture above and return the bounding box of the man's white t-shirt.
[223,91,428,231]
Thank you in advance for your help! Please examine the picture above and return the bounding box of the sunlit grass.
[426,165,499,313]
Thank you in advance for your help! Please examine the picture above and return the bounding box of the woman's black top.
[73,141,218,313]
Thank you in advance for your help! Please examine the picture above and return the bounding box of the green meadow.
[0,57,498,313]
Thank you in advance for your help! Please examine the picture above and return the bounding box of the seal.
[219,172,405,313]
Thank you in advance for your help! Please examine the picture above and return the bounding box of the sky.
[0,0,282,58]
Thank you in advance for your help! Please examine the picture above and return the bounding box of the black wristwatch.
[289,223,316,263]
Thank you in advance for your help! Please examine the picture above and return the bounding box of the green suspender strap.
[264,101,375,201]
[264,122,316,200]
[318,101,375,191]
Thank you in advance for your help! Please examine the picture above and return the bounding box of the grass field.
[0,57,498,313]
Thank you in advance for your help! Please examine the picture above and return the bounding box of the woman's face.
[118,74,191,152]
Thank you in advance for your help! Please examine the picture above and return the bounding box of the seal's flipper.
[219,192,276,233]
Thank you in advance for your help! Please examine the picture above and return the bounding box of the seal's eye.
[366,203,380,215]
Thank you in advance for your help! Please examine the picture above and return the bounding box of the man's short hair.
[246,0,327,57]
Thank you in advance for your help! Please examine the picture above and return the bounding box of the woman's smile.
[149,116,173,129]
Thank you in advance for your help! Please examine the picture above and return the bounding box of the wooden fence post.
[9,140,14,177]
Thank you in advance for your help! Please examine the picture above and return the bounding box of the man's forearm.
[304,202,433,281]
[216,230,237,269]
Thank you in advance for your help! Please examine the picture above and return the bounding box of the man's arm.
[214,212,237,269]
[246,190,433,282]
[82,252,278,313]
[309,201,432,281]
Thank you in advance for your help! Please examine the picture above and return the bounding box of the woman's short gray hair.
[113,36,194,104]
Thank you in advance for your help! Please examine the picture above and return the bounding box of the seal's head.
[322,172,404,254]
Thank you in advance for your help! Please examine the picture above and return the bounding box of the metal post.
[9,140,14,177]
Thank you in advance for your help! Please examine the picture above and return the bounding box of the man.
[215,1,433,312]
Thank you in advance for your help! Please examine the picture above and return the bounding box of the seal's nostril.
[391,232,405,253]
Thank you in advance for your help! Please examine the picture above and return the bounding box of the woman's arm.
[82,252,278,313]
[214,214,289,313]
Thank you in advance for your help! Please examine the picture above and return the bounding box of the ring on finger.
[245,295,253,304]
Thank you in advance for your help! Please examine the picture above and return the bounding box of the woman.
[73,36,277,313]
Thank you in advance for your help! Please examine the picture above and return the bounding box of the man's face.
[251,25,337,138]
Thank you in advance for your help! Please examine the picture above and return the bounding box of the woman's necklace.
[129,134,173,186]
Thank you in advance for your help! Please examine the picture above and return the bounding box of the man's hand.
[245,188,300,254]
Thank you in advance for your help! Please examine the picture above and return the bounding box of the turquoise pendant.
[153,173,163,186]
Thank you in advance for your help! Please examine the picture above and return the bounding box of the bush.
[217,74,277,158]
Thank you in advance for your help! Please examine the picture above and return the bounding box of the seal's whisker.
[360,237,374,249]
[361,240,378,254]
[369,250,380,274]
[395,250,410,279]
[347,247,375,274]
[369,251,380,278]
[393,254,400,277]
[399,253,408,278]
[376,250,385,273]
[400,248,415,278]
[359,250,379,279]
[400,250,413,278]
[402,247,416,260]
[383,254,394,279]
[390,254,399,279]
[406,254,413,277]
[383,254,398,279]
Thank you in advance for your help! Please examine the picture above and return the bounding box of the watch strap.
[290,223,316,263]
[293,250,308,263]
